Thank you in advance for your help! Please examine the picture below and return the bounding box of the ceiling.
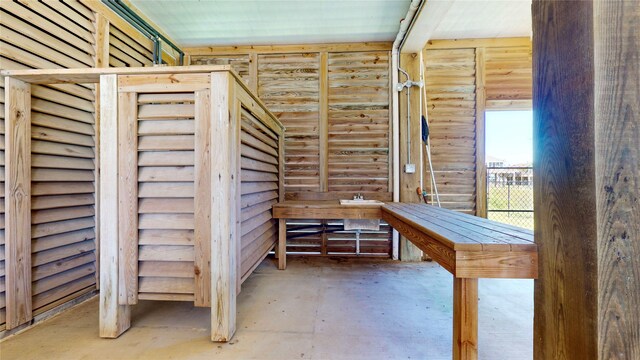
[402,0,532,52]
[129,0,412,47]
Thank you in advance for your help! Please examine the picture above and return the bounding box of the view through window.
[485,111,533,229]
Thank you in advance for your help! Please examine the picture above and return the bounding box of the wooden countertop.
[272,200,383,220]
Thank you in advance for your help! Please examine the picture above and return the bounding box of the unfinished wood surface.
[533,2,640,359]
[258,53,320,193]
[382,203,537,278]
[399,53,424,261]
[185,42,392,56]
[474,49,487,218]
[453,278,478,360]
[194,89,211,307]
[117,92,138,305]
[484,45,532,109]
[135,90,196,302]
[424,48,477,214]
[1,0,100,320]
[328,51,391,193]
[190,54,250,86]
[238,104,280,278]
[4,77,32,329]
[98,75,130,338]
[210,72,237,342]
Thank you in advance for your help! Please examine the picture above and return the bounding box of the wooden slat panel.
[258,53,320,192]
[328,51,390,193]
[425,48,477,214]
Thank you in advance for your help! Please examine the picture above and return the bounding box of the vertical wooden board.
[248,53,258,93]
[98,75,130,338]
[594,2,640,358]
[474,48,487,218]
[398,53,423,261]
[117,92,138,305]
[210,71,236,342]
[4,77,32,329]
[319,52,329,192]
[95,14,110,69]
[234,100,242,295]
[194,89,211,307]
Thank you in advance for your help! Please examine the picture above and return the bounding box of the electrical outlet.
[404,164,416,173]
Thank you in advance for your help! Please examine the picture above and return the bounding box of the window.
[485,111,533,229]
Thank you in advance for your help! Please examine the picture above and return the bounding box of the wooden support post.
[278,219,287,270]
[210,72,237,342]
[94,13,110,290]
[474,48,487,218]
[277,131,286,269]
[194,89,212,307]
[453,278,478,360]
[398,52,423,261]
[117,92,138,305]
[533,1,640,358]
[4,77,32,329]
[319,51,329,192]
[248,53,258,94]
[99,74,131,338]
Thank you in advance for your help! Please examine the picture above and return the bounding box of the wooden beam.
[453,278,478,360]
[278,219,286,270]
[4,77,32,329]
[474,48,487,218]
[425,37,532,50]
[398,53,423,261]
[117,91,138,305]
[248,53,258,94]
[194,89,212,307]
[277,124,286,269]
[209,71,237,342]
[94,14,110,69]
[99,74,131,338]
[184,42,393,56]
[533,1,640,358]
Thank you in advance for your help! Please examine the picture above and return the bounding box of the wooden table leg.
[453,277,478,360]
[278,219,287,270]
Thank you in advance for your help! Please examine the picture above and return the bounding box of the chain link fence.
[487,167,533,229]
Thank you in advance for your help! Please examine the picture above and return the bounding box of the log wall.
[0,0,181,332]
[187,44,393,257]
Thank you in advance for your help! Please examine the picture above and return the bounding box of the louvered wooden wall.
[240,109,280,279]
[0,0,97,328]
[0,0,182,331]
[422,39,533,216]
[136,92,197,301]
[484,46,533,109]
[424,49,478,214]
[185,45,393,257]
[108,24,153,67]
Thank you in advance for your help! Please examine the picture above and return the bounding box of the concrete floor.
[0,257,533,360]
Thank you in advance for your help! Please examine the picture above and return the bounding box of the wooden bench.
[382,203,538,360]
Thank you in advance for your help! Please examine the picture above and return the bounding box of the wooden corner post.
[99,74,131,338]
[5,77,32,329]
[533,1,640,358]
[210,72,238,342]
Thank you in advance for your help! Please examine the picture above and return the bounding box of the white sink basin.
[339,199,384,205]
